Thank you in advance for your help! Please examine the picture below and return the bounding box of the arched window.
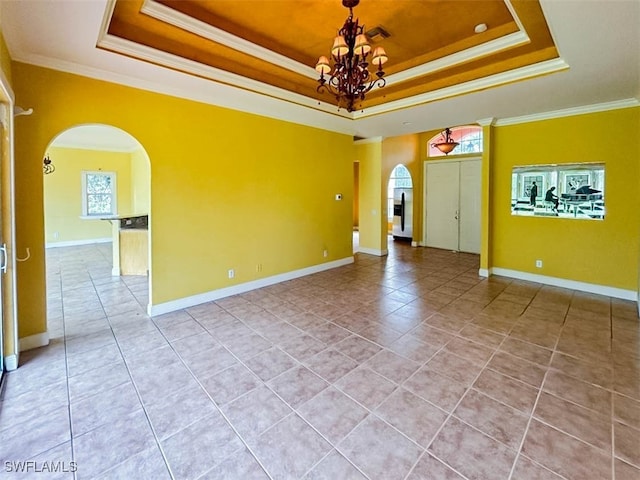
[428,125,483,157]
[387,164,412,223]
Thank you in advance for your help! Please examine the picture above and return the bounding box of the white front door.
[425,162,460,250]
[424,158,482,254]
[459,160,482,254]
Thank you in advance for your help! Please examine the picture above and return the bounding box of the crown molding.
[385,31,529,86]
[98,34,351,118]
[10,49,358,135]
[118,0,539,118]
[353,57,570,119]
[476,117,496,127]
[100,31,571,120]
[143,0,531,96]
[495,98,640,126]
[141,0,318,80]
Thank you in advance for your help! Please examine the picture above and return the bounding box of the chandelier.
[315,0,388,112]
[431,128,459,155]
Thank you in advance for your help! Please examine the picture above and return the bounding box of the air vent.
[365,26,390,42]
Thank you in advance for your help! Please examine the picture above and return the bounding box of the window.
[428,125,483,157]
[387,164,413,222]
[82,171,117,216]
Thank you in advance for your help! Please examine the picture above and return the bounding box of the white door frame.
[0,67,19,372]
[422,156,482,250]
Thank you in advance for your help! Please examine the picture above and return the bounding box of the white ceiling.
[2,0,639,140]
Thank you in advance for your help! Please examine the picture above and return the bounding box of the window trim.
[81,170,117,217]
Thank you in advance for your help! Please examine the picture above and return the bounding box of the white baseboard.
[411,241,418,247]
[19,331,50,351]
[491,267,637,301]
[357,247,388,256]
[112,266,121,276]
[148,256,355,316]
[478,268,490,277]
[4,354,18,371]
[46,237,111,248]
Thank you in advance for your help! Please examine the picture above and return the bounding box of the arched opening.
[42,124,151,341]
[387,164,413,241]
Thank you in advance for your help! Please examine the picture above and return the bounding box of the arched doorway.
[42,124,151,336]
[387,164,413,241]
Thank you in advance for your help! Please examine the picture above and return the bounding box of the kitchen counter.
[103,214,148,276]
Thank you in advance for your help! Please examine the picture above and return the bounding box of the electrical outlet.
[256,264,262,272]
[323,250,328,258]
[228,269,235,279]
[53,232,59,239]
[535,260,543,268]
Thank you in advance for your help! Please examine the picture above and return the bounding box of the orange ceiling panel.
[101,0,560,112]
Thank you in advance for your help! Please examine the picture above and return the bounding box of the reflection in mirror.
[511,163,605,220]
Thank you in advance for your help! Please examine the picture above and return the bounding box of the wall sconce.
[43,154,55,174]
[431,127,459,155]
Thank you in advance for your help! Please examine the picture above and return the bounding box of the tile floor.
[0,240,639,479]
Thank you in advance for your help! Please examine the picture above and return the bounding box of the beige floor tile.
[248,414,332,479]
[428,416,517,480]
[221,386,292,441]
[454,389,529,449]
[338,415,423,480]
[334,367,396,410]
[268,365,329,408]
[522,420,612,479]
[297,387,368,445]
[161,411,244,480]
[376,388,447,447]
[3,241,637,479]
[473,368,539,414]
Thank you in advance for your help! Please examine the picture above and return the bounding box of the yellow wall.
[8,59,639,346]
[381,130,481,247]
[12,63,354,339]
[130,148,150,215]
[491,107,640,290]
[355,140,383,252]
[382,135,419,240]
[480,122,495,272]
[44,146,133,244]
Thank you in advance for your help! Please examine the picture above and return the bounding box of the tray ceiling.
[99,0,563,116]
